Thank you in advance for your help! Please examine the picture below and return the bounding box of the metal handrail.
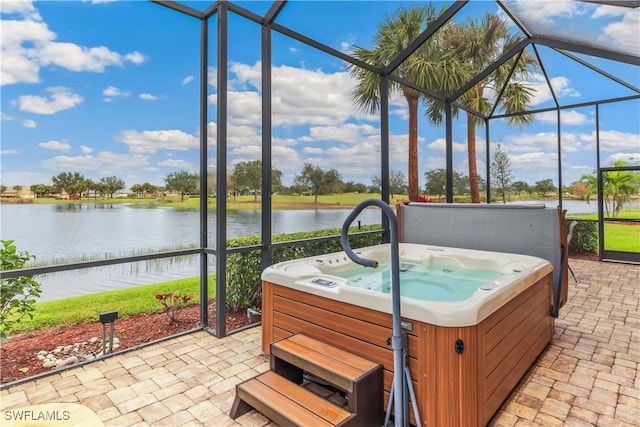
[341,199,421,427]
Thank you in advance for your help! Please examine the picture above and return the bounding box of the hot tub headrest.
[397,203,568,316]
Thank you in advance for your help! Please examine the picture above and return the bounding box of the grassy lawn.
[26,194,399,210]
[569,211,640,220]
[569,208,639,253]
[604,223,640,252]
[161,193,406,210]
[25,193,568,210]
[8,276,206,334]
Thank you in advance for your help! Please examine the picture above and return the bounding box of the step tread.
[272,334,381,391]
[237,371,352,427]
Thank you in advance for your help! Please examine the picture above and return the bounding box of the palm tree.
[605,168,636,218]
[349,4,466,202]
[426,14,536,203]
[580,161,638,218]
[580,173,598,203]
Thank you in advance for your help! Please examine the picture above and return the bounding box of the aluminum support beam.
[380,75,391,242]
[445,102,454,203]
[261,20,273,270]
[215,3,229,337]
[485,118,491,203]
[199,17,209,328]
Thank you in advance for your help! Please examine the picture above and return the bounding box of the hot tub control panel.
[310,278,338,287]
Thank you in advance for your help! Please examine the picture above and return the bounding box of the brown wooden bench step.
[271,333,382,393]
[229,371,354,427]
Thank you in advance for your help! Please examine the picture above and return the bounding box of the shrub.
[226,225,383,311]
[155,291,194,323]
[0,240,41,341]
[567,220,598,254]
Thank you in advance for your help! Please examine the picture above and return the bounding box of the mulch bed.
[0,304,256,385]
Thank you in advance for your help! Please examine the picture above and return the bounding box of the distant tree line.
[5,158,636,209]
[25,172,127,199]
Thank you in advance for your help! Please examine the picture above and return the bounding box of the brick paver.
[1,259,638,426]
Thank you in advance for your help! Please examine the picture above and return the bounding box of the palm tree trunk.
[407,94,419,202]
[466,111,480,203]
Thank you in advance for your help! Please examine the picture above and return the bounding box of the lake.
[0,199,628,301]
[1,203,382,301]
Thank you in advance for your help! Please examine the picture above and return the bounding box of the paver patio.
[1,258,638,426]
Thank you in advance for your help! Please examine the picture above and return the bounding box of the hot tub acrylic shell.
[261,243,553,327]
[261,243,555,426]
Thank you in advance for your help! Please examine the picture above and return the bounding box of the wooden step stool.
[230,334,383,427]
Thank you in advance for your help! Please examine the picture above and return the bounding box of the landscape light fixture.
[99,310,118,355]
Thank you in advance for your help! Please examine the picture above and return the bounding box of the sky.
[1,0,639,191]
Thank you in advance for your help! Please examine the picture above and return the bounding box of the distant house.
[113,189,133,198]
[59,189,73,200]
[2,186,35,199]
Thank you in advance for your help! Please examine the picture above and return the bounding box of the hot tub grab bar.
[341,199,421,427]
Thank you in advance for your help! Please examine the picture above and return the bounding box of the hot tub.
[261,243,554,426]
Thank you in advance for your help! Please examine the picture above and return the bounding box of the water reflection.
[1,203,380,301]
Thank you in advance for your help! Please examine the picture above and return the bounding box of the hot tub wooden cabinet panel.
[261,273,554,427]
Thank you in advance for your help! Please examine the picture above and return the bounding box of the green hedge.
[566,219,598,254]
[226,225,383,311]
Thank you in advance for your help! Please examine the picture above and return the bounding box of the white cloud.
[221,61,368,128]
[301,123,366,143]
[19,87,83,114]
[208,67,217,88]
[509,151,558,172]
[22,119,36,128]
[390,107,409,121]
[0,1,41,21]
[509,0,582,28]
[506,131,559,152]
[124,51,145,64]
[103,86,129,97]
[509,1,638,56]
[206,62,404,162]
[230,145,261,159]
[428,138,467,153]
[302,147,324,154]
[1,149,19,155]
[117,129,199,154]
[40,151,149,172]
[227,124,261,148]
[139,93,157,101]
[1,20,55,85]
[604,152,640,166]
[226,91,262,126]
[39,43,118,72]
[591,4,625,19]
[424,156,447,172]
[593,6,640,55]
[1,112,14,121]
[1,4,146,86]
[158,159,195,169]
[580,129,640,152]
[38,140,71,151]
[182,75,194,85]
[527,74,580,106]
[80,145,92,154]
[536,110,589,126]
